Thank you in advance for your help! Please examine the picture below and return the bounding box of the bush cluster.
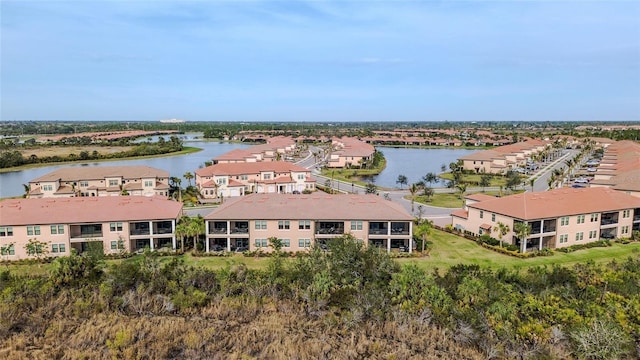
[556,240,612,253]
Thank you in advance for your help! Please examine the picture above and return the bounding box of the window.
[298,221,311,230]
[240,175,248,181]
[42,184,53,191]
[110,240,124,250]
[297,174,305,180]
[575,232,584,241]
[50,225,64,235]
[278,221,290,230]
[623,209,630,218]
[0,227,13,237]
[255,220,267,230]
[281,239,290,247]
[216,178,227,185]
[264,174,271,180]
[589,230,598,239]
[144,180,153,187]
[27,226,41,236]
[255,239,268,248]
[110,222,123,232]
[298,239,311,248]
[108,180,119,186]
[559,234,568,244]
[622,226,630,235]
[560,217,569,226]
[577,215,585,224]
[51,243,66,253]
[79,181,89,187]
[590,214,598,222]
[351,221,363,231]
[1,244,15,256]
[491,213,496,222]
[479,211,484,219]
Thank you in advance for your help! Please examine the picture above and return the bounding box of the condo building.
[451,187,640,252]
[327,137,376,168]
[212,136,296,164]
[589,140,640,197]
[203,193,414,253]
[458,139,549,174]
[0,196,183,260]
[195,161,315,199]
[27,165,170,198]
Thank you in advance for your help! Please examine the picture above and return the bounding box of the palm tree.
[456,183,467,199]
[409,183,418,212]
[170,177,183,202]
[396,174,408,189]
[175,217,190,252]
[514,221,531,253]
[184,172,194,187]
[414,219,433,254]
[22,184,30,198]
[423,186,435,202]
[493,221,510,248]
[480,175,491,193]
[423,172,438,187]
[189,215,206,252]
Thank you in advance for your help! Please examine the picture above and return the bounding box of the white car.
[574,178,589,184]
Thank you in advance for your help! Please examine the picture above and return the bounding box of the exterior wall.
[205,219,413,253]
[30,175,170,198]
[453,206,639,252]
[0,219,177,261]
[196,169,314,199]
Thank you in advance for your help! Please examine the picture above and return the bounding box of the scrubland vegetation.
[1,234,639,359]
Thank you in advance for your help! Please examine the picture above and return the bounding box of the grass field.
[440,172,510,187]
[6,229,639,276]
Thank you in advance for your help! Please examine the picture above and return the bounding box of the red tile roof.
[195,161,311,177]
[0,197,183,226]
[466,187,640,220]
[30,165,168,183]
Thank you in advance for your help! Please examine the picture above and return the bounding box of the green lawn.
[414,193,465,208]
[5,231,639,276]
[439,172,516,187]
[399,229,640,272]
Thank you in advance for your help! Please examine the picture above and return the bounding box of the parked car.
[574,177,589,184]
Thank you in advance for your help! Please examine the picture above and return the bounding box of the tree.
[514,221,531,253]
[423,186,434,202]
[176,217,190,252]
[408,183,418,212]
[170,177,183,202]
[456,183,467,199]
[493,221,510,248]
[22,184,30,198]
[479,175,491,193]
[396,174,408,189]
[184,172,194,187]
[423,172,438,187]
[365,182,378,194]
[24,238,49,260]
[189,216,206,252]
[529,178,535,191]
[414,219,433,254]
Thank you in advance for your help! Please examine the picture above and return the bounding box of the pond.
[361,147,476,188]
[0,141,476,198]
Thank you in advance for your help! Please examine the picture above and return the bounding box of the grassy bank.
[0,146,202,173]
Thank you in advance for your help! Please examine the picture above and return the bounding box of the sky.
[1,0,639,122]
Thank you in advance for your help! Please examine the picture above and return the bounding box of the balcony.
[230,221,249,234]
[70,224,103,239]
[315,222,345,235]
[153,221,173,235]
[130,222,150,236]
[369,222,388,235]
[209,221,228,235]
[390,222,410,235]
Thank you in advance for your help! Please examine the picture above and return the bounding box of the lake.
[363,147,475,188]
[0,140,475,198]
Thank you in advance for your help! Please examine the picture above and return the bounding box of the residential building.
[451,187,640,252]
[0,196,183,260]
[195,161,316,199]
[590,140,640,197]
[328,137,376,168]
[458,139,549,174]
[27,165,170,198]
[213,136,296,164]
[203,193,414,253]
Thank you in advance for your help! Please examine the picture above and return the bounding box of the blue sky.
[1,0,639,122]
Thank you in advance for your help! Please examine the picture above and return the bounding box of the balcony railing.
[369,228,388,235]
[231,227,249,234]
[130,229,150,236]
[209,228,228,234]
[391,228,410,235]
[154,228,173,235]
[316,227,345,235]
[71,231,103,238]
[600,218,618,226]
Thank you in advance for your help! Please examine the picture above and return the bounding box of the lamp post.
[351,182,354,194]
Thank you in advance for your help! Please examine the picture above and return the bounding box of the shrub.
[556,240,611,253]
